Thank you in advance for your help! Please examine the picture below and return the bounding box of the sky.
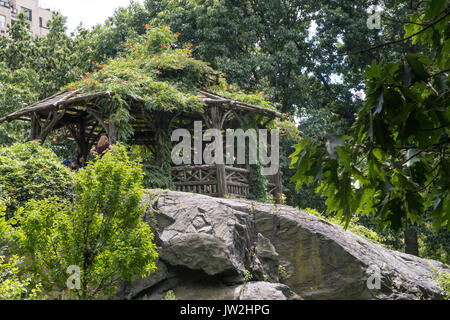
[39,0,143,33]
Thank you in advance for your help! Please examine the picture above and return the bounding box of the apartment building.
[0,0,52,36]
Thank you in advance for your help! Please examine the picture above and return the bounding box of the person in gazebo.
[90,135,112,158]
[61,159,79,170]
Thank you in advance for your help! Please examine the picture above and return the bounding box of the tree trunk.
[404,222,419,256]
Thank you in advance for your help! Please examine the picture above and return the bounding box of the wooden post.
[39,110,66,144]
[67,118,90,166]
[216,163,227,197]
[108,116,118,144]
[204,105,228,198]
[273,169,283,203]
[30,113,41,140]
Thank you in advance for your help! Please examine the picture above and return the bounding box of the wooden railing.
[171,165,250,198]
[171,164,281,201]
[172,165,219,196]
[225,166,250,197]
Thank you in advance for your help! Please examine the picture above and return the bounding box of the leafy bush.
[0,251,44,300]
[164,290,177,300]
[0,62,40,118]
[130,145,174,189]
[0,142,73,216]
[248,163,268,202]
[430,264,450,300]
[278,265,287,283]
[5,144,158,299]
[0,205,44,300]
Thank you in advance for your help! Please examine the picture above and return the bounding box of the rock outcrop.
[116,190,449,300]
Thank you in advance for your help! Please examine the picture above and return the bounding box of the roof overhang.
[0,90,282,124]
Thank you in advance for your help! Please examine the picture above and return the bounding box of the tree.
[0,12,83,100]
[290,0,449,240]
[0,142,73,217]
[0,63,40,146]
[3,145,158,299]
[30,13,82,98]
[0,63,39,118]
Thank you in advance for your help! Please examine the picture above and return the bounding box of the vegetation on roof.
[63,25,276,140]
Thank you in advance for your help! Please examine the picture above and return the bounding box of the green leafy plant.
[64,26,274,142]
[243,269,253,284]
[430,264,450,300]
[303,208,396,249]
[0,252,44,300]
[5,144,158,299]
[0,142,73,217]
[278,265,287,283]
[290,1,449,233]
[164,290,177,300]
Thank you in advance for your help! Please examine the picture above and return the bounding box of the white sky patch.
[330,73,343,84]
[307,20,317,40]
[351,89,366,101]
[40,0,143,33]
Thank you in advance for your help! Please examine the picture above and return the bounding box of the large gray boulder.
[235,282,301,300]
[118,190,449,300]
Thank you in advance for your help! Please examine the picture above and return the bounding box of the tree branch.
[336,10,450,57]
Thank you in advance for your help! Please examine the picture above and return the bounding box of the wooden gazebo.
[0,90,283,200]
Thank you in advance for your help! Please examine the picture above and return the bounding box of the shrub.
[0,142,73,216]
[5,144,158,299]
[0,251,44,300]
[164,290,177,300]
[430,264,450,300]
[278,265,287,283]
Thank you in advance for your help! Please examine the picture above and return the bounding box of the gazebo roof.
[0,90,282,124]
[0,89,282,150]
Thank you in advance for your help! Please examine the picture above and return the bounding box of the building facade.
[0,0,52,36]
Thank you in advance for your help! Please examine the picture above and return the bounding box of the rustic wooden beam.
[170,165,216,171]
[227,181,250,188]
[200,90,282,118]
[224,166,250,174]
[174,181,217,186]
[273,169,283,204]
[39,109,66,143]
[30,113,41,140]
[63,91,111,107]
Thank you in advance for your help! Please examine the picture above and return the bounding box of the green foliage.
[0,62,40,118]
[247,163,269,202]
[4,144,158,299]
[290,2,449,233]
[0,61,39,146]
[64,25,273,142]
[0,12,83,147]
[0,251,44,300]
[430,264,450,300]
[0,142,73,216]
[278,265,287,283]
[142,165,174,190]
[0,208,43,300]
[0,12,82,99]
[130,145,174,189]
[303,208,395,250]
[418,223,450,264]
[164,290,177,300]
[243,269,253,284]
